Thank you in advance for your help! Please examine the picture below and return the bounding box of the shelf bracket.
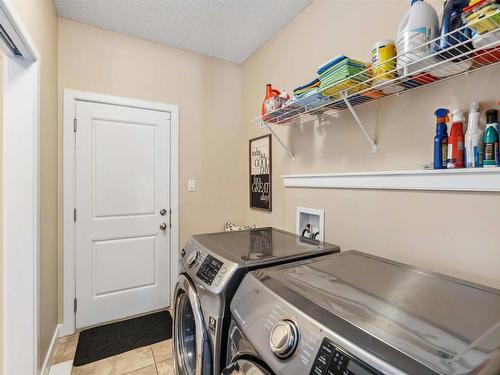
[341,93,377,153]
[261,122,295,160]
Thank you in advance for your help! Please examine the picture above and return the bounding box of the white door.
[75,101,171,329]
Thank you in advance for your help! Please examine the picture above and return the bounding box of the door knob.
[159,223,167,230]
[160,209,167,216]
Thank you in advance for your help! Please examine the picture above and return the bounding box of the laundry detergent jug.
[396,0,439,77]
[261,84,289,122]
[431,0,473,77]
[436,0,472,52]
[261,83,290,122]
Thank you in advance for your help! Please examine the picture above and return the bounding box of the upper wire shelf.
[253,9,500,127]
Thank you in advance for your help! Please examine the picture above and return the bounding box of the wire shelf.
[253,8,500,127]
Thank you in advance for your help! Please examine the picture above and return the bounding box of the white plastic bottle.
[465,101,484,168]
[396,0,439,77]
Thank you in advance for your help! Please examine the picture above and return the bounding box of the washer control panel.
[196,254,223,286]
[186,250,200,268]
[309,338,381,375]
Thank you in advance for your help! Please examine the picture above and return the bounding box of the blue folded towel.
[317,55,347,75]
[293,78,320,92]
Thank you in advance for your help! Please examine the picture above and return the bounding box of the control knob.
[269,320,299,359]
[186,251,200,268]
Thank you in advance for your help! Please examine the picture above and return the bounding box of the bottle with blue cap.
[434,108,449,169]
[397,0,439,77]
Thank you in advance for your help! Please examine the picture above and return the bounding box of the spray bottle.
[434,108,449,169]
[447,108,465,168]
[483,109,499,167]
[465,101,483,168]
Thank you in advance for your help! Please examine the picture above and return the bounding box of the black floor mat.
[73,310,172,366]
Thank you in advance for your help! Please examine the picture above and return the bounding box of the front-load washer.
[172,227,340,375]
[225,250,500,375]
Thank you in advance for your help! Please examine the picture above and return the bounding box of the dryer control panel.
[196,254,223,286]
[309,338,381,375]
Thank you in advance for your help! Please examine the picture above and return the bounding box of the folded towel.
[317,55,366,75]
[293,78,320,93]
[317,55,347,75]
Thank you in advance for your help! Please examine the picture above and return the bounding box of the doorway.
[63,90,179,335]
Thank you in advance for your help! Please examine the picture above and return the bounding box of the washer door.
[173,274,211,375]
[222,359,273,375]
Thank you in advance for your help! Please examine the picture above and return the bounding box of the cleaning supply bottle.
[397,0,439,77]
[465,101,483,168]
[261,84,282,115]
[483,109,499,167]
[434,108,449,169]
[435,0,472,55]
[447,109,465,168]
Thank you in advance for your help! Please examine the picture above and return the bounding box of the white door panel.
[75,101,171,329]
[93,235,156,296]
[93,120,157,218]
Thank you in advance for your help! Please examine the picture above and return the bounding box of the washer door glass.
[177,292,197,374]
[222,359,273,375]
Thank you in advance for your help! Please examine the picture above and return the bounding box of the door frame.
[62,89,179,335]
[0,1,40,374]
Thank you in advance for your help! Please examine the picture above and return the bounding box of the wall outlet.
[188,179,196,192]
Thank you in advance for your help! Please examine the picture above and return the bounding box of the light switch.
[188,179,196,192]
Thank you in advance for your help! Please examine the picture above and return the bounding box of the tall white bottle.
[396,0,439,77]
[465,101,483,168]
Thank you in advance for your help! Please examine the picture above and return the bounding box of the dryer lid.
[192,227,339,266]
[253,250,500,375]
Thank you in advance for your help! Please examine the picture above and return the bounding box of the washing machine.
[224,250,500,375]
[172,227,340,375]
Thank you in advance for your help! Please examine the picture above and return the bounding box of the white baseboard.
[40,324,62,375]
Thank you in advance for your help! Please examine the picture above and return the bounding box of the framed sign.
[249,134,272,211]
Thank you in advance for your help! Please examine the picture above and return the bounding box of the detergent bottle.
[435,0,472,55]
[465,101,483,168]
[483,109,499,167]
[261,84,288,118]
[447,109,465,168]
[434,108,449,169]
[397,0,439,77]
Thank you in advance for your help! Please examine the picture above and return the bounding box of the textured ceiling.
[54,0,312,64]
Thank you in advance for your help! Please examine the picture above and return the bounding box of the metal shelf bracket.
[260,121,295,160]
[342,92,378,153]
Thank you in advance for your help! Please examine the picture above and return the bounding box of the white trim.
[41,324,62,375]
[62,89,180,336]
[283,168,500,192]
[3,54,39,375]
[169,105,179,307]
[1,1,40,373]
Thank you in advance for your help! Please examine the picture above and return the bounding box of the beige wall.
[12,0,60,370]
[242,0,500,288]
[58,18,247,317]
[0,52,3,374]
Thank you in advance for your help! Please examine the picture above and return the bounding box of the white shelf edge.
[282,168,500,192]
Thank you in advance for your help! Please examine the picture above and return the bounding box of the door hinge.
[73,118,78,132]
[74,208,77,222]
[73,298,78,313]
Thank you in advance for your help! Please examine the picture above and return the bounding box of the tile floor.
[49,332,174,375]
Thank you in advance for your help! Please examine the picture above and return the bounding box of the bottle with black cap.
[483,109,498,167]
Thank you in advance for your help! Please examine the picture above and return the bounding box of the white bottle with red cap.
[447,108,465,168]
